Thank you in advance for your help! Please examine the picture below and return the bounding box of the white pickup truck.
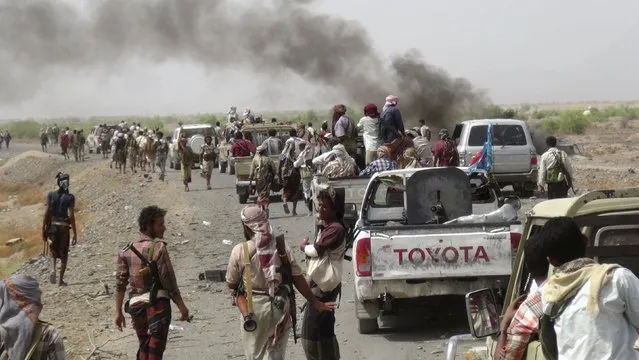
[348,167,522,334]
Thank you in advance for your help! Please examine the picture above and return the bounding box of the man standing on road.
[40,129,49,152]
[115,206,190,360]
[538,136,573,199]
[42,172,77,286]
[200,135,216,190]
[226,205,335,360]
[154,133,169,182]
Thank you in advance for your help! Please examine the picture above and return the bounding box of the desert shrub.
[540,118,560,133]
[557,110,591,134]
[4,119,41,139]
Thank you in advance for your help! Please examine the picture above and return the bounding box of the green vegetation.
[3,104,638,140]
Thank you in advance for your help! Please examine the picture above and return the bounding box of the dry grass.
[0,181,47,206]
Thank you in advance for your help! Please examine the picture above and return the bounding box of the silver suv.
[452,119,537,196]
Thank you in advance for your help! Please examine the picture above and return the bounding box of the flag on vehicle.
[469,124,493,172]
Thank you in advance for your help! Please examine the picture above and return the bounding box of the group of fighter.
[224,97,463,219]
[0,129,11,150]
[39,125,88,162]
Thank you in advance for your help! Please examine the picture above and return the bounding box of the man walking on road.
[115,206,190,360]
[538,136,573,199]
[226,205,336,360]
[42,172,78,287]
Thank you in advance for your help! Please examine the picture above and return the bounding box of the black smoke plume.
[0,0,489,128]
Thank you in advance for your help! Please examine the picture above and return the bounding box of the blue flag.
[469,124,493,172]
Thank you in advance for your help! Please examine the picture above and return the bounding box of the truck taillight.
[530,154,538,166]
[459,151,467,166]
[355,237,372,277]
[510,232,522,252]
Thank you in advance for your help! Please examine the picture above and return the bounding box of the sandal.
[283,204,290,214]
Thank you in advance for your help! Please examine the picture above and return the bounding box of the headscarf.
[439,128,450,140]
[0,275,43,360]
[403,147,420,169]
[385,95,398,108]
[363,103,380,117]
[420,125,431,138]
[240,205,281,297]
[331,144,349,159]
[56,172,70,193]
[377,145,391,158]
[321,144,358,179]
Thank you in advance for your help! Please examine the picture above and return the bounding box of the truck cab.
[452,187,639,360]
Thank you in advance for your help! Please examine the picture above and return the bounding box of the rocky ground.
[1,119,637,360]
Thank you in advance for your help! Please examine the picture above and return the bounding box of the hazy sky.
[2,0,639,119]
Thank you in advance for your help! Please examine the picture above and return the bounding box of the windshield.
[468,124,527,146]
[181,127,212,138]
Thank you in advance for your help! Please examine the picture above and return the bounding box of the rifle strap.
[242,241,254,313]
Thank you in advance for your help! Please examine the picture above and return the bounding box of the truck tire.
[358,319,379,334]
[238,192,249,204]
[355,299,380,334]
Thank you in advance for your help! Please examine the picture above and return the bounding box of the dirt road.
[2,142,549,360]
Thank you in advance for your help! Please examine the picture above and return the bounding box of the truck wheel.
[358,318,379,334]
[238,192,249,204]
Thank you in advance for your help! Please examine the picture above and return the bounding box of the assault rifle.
[123,242,161,305]
[553,151,575,194]
[275,234,299,343]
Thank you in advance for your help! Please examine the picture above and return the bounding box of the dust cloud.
[0,0,489,127]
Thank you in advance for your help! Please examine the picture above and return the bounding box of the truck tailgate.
[370,230,512,280]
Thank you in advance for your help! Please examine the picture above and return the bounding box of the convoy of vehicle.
[168,124,214,170]
[453,119,538,197]
[447,187,639,360]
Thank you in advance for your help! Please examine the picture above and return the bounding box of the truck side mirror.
[465,288,500,338]
[344,203,358,222]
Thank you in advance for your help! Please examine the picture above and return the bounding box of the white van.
[452,119,537,196]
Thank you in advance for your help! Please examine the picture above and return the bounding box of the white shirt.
[357,116,382,151]
[543,268,639,360]
[538,147,573,187]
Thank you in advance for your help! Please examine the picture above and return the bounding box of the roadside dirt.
[2,117,637,360]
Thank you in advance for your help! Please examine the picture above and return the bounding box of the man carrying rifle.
[226,205,336,360]
[115,205,190,360]
[538,136,574,199]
